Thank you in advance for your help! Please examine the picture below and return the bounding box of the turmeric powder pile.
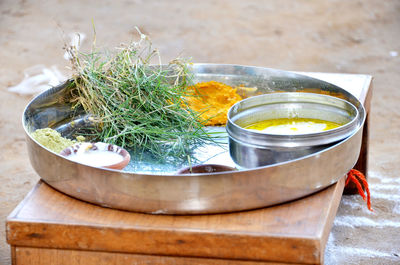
[186,81,243,126]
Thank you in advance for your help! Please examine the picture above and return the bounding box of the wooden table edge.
[7,181,326,264]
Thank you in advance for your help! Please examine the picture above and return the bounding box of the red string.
[346,169,373,211]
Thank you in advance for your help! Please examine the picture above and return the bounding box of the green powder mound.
[31,128,76,153]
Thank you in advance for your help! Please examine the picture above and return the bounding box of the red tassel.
[346,169,373,211]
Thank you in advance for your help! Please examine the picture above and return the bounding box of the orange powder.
[186,81,243,126]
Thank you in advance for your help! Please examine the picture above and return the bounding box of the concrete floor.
[1,0,399,264]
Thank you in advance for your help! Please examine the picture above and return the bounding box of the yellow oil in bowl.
[245,118,343,135]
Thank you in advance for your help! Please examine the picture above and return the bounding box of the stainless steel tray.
[23,64,366,214]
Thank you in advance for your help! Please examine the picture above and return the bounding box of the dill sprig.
[66,31,214,159]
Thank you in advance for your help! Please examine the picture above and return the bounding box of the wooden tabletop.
[7,179,344,264]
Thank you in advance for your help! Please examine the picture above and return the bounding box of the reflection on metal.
[23,64,366,214]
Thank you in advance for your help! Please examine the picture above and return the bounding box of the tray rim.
[22,63,366,214]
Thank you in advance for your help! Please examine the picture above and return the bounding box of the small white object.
[248,122,328,135]
[389,51,398,57]
[64,32,86,60]
[7,65,66,95]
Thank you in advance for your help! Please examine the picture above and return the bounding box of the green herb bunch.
[67,31,212,159]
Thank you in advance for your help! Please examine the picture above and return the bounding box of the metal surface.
[227,92,363,168]
[23,64,366,214]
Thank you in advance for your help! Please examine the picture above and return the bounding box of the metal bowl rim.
[227,92,359,137]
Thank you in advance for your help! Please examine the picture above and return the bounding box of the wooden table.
[7,73,372,265]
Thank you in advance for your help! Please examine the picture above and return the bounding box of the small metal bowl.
[60,142,131,170]
[176,164,236,174]
[226,92,361,168]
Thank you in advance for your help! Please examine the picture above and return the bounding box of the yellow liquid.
[245,118,342,135]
